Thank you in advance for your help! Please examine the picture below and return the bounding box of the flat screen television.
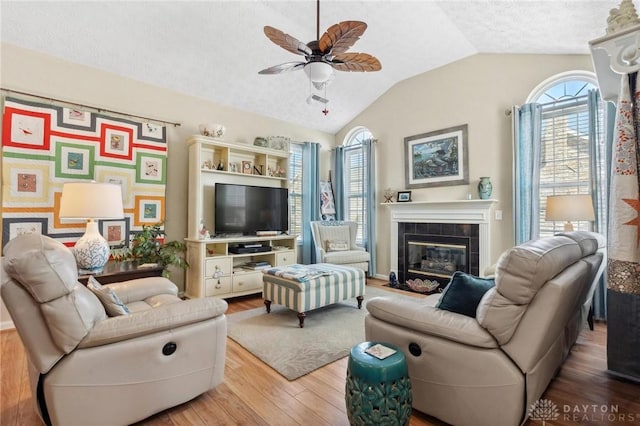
[214,183,289,235]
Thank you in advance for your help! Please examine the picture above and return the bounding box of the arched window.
[527,72,604,237]
[342,127,373,244]
[346,127,373,146]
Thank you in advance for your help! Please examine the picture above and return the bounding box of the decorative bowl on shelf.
[406,278,440,293]
[253,137,268,147]
[199,123,226,139]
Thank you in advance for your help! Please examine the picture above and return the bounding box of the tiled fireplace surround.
[398,222,479,285]
[386,200,497,283]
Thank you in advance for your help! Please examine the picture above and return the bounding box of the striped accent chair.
[262,263,366,327]
[310,221,370,273]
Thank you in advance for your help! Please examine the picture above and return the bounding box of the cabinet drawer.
[205,276,232,296]
[275,251,295,266]
[205,257,232,278]
[232,271,263,293]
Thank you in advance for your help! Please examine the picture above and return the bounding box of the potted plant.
[116,223,188,277]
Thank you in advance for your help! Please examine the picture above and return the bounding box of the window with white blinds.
[343,127,372,245]
[534,79,602,237]
[288,143,303,239]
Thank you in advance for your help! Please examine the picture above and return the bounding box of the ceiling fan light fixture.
[304,61,334,83]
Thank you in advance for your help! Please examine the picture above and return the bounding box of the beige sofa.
[365,231,605,426]
[1,234,228,426]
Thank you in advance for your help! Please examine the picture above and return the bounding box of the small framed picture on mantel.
[397,191,412,202]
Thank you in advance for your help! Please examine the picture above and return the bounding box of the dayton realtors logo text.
[530,399,637,424]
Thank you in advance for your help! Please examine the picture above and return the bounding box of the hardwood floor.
[1,279,639,426]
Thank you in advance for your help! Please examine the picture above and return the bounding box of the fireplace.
[407,236,468,280]
[398,224,478,291]
[385,199,496,291]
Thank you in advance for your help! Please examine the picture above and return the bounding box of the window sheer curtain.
[588,89,614,320]
[513,103,543,244]
[362,139,377,276]
[300,142,320,264]
[331,141,377,276]
[332,145,345,221]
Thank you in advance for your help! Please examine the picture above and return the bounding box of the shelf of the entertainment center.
[200,167,286,181]
[185,235,297,257]
[189,135,289,180]
[186,234,295,243]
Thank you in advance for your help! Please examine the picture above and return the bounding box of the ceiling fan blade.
[258,62,306,75]
[319,21,367,55]
[330,53,382,72]
[264,26,312,56]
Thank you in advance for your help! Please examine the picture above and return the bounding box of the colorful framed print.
[137,153,166,184]
[62,108,92,127]
[9,112,46,147]
[101,219,130,248]
[141,122,164,140]
[134,195,164,226]
[103,127,132,158]
[55,142,95,179]
[404,124,469,189]
[2,217,48,247]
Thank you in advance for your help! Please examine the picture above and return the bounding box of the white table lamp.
[59,182,124,273]
[545,194,596,232]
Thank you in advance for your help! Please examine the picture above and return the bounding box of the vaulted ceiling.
[1,1,619,134]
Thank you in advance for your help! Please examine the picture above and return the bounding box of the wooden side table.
[78,261,164,285]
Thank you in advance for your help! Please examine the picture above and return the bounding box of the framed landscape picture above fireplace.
[404,124,469,189]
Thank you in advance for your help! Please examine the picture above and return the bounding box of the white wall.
[335,53,595,278]
[0,43,335,328]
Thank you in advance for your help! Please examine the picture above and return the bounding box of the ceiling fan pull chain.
[323,83,329,116]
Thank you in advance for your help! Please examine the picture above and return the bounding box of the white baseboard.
[374,273,388,281]
[1,320,15,331]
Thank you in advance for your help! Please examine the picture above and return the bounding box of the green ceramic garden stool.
[345,341,412,425]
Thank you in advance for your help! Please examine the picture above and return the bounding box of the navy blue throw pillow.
[436,271,495,318]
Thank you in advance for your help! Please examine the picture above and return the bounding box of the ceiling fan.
[258,0,382,87]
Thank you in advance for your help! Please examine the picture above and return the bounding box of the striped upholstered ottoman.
[262,263,365,328]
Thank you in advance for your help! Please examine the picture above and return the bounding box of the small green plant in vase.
[117,223,188,277]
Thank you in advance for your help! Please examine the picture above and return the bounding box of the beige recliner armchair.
[365,231,605,426]
[1,234,228,426]
[310,220,370,273]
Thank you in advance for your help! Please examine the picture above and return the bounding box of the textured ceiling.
[0,1,619,134]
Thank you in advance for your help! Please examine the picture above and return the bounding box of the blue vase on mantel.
[478,177,493,199]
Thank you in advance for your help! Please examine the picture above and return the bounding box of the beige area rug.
[226,285,418,381]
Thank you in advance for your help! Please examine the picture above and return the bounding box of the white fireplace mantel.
[384,199,498,277]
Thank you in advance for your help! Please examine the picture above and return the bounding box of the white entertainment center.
[184,135,296,299]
